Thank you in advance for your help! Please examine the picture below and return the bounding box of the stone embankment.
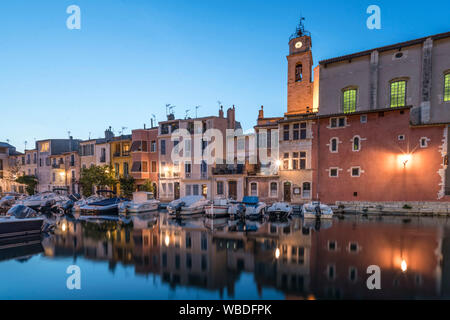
[333,201,450,216]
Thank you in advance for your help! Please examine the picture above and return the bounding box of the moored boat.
[302,201,333,219]
[79,190,126,216]
[119,191,160,213]
[229,196,267,220]
[167,195,209,217]
[0,205,44,239]
[267,202,293,220]
[205,198,232,218]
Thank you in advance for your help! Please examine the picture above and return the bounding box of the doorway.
[228,181,237,200]
[174,182,180,200]
[283,182,291,202]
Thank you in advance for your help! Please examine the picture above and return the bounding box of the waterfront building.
[157,106,239,202]
[131,126,159,195]
[49,151,80,193]
[312,31,450,203]
[109,134,132,195]
[0,142,25,194]
[35,138,81,193]
[79,127,114,170]
[23,149,38,178]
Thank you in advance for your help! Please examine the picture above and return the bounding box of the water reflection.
[3,214,450,299]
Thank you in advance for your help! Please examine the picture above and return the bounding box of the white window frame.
[250,182,258,197]
[360,115,367,123]
[420,137,429,148]
[329,137,339,153]
[350,166,361,177]
[352,135,362,152]
[328,167,339,178]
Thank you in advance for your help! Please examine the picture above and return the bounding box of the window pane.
[343,89,357,113]
[390,81,406,107]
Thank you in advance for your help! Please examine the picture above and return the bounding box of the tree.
[119,175,136,199]
[16,175,38,195]
[140,180,155,193]
[79,165,117,197]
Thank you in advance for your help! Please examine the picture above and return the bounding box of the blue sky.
[1,0,448,152]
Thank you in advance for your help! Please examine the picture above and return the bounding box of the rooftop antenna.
[169,106,175,115]
[88,132,91,140]
[24,140,28,151]
[185,109,190,119]
[217,100,222,108]
[67,131,71,139]
[195,105,201,118]
[119,126,128,136]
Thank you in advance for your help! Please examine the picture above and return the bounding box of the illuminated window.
[40,142,49,153]
[445,73,450,102]
[342,88,357,113]
[390,80,407,107]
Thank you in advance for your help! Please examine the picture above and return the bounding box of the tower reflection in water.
[38,214,450,299]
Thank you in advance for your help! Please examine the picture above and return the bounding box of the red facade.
[312,108,448,203]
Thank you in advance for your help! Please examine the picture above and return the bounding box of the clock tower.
[286,18,314,115]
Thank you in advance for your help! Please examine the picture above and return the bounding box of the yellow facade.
[109,136,132,195]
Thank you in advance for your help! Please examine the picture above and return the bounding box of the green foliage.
[403,204,412,210]
[140,180,154,193]
[119,175,136,199]
[79,165,117,197]
[15,175,38,195]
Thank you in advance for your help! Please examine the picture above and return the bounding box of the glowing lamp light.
[275,248,280,259]
[275,160,282,167]
[164,166,169,173]
[61,222,67,232]
[399,154,412,168]
[401,259,407,272]
[60,171,66,177]
[164,234,170,247]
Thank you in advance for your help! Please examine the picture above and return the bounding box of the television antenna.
[185,109,190,119]
[24,141,28,151]
[195,105,201,118]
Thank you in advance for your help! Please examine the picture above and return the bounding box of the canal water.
[1,212,450,300]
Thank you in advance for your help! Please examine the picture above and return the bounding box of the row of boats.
[0,190,333,242]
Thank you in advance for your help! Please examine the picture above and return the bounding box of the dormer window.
[295,64,303,82]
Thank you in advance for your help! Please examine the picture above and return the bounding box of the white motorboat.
[167,195,209,217]
[19,192,60,210]
[119,192,160,213]
[229,196,267,220]
[205,197,232,218]
[302,201,334,219]
[267,202,293,220]
[73,194,107,212]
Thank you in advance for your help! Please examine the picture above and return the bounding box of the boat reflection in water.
[3,213,450,299]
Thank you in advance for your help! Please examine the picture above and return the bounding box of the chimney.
[144,123,146,130]
[226,106,236,129]
[258,105,264,119]
[219,106,224,118]
[151,118,154,128]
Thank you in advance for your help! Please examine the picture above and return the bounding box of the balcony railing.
[212,164,244,175]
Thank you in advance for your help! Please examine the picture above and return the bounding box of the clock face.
[295,41,303,49]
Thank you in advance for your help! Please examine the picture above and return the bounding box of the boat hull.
[0,218,44,239]
[205,205,230,218]
[303,213,333,219]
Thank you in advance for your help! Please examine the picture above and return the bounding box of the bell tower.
[286,17,314,115]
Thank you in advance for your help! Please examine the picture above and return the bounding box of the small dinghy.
[267,202,293,220]
[0,205,44,239]
[302,201,333,219]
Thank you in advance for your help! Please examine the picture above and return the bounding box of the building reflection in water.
[37,214,450,299]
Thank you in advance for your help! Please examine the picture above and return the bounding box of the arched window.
[353,136,360,151]
[250,182,258,196]
[302,182,311,198]
[444,73,450,102]
[295,64,303,82]
[342,88,357,113]
[390,80,407,107]
[330,138,338,152]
